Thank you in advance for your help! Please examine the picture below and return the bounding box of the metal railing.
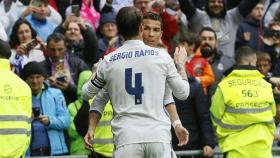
[27,147,280,158]
[176,147,280,158]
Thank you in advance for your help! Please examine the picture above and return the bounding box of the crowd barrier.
[27,147,280,158]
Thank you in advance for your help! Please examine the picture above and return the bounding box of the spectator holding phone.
[9,19,46,76]
[65,0,101,30]
[54,15,98,67]
[22,61,70,156]
[21,0,60,42]
[41,33,89,104]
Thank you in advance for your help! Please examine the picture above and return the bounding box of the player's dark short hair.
[116,7,143,40]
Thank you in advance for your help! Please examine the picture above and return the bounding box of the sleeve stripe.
[91,79,104,89]
[94,78,105,86]
[95,76,105,84]
[90,74,106,88]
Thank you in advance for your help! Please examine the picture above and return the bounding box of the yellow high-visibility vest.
[211,69,275,152]
[0,59,32,158]
[92,102,114,157]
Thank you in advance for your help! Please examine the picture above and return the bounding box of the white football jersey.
[84,40,189,147]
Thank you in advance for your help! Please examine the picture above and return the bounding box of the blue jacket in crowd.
[26,83,70,156]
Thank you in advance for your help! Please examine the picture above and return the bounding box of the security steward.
[210,46,275,158]
[68,70,114,157]
[0,39,32,158]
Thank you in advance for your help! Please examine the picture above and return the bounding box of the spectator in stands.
[255,51,280,101]
[52,0,70,20]
[65,0,100,31]
[263,0,280,26]
[41,33,89,104]
[68,70,114,158]
[22,61,70,156]
[210,46,275,157]
[226,0,242,10]
[0,0,25,35]
[192,0,207,10]
[95,12,123,63]
[198,27,234,96]
[181,33,215,94]
[55,15,98,67]
[133,0,149,13]
[9,19,45,76]
[262,20,280,68]
[165,0,189,51]
[256,50,273,77]
[81,0,100,31]
[0,21,7,41]
[172,76,216,158]
[0,0,62,35]
[235,1,265,50]
[179,0,259,60]
[21,0,59,42]
[111,0,133,13]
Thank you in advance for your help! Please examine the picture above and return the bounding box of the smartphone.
[31,0,41,8]
[72,5,80,17]
[24,39,37,53]
[56,76,66,82]
[32,107,40,118]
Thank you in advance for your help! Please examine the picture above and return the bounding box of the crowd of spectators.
[2,0,280,157]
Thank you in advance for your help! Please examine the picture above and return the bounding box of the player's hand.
[84,129,94,150]
[174,46,188,65]
[203,145,214,157]
[174,124,189,146]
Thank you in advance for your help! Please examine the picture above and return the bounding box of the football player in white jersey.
[82,7,189,158]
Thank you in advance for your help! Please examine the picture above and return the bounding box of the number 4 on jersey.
[125,68,144,105]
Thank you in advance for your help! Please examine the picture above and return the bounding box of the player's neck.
[125,35,142,41]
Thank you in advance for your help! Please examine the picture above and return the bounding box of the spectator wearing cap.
[95,12,123,63]
[22,61,70,156]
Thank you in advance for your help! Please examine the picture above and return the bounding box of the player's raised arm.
[167,46,190,101]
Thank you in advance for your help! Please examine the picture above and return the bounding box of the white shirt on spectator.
[0,22,7,41]
[0,0,25,36]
